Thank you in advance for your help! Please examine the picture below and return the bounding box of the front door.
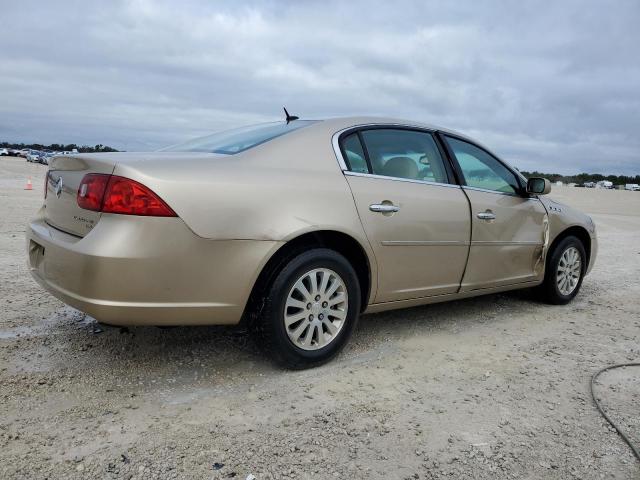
[339,128,471,303]
[442,135,548,290]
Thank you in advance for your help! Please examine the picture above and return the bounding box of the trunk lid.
[45,155,116,237]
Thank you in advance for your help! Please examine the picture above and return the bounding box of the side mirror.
[527,177,551,195]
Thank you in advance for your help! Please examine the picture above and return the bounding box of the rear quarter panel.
[113,126,367,243]
[112,125,378,295]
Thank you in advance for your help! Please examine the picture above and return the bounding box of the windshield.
[160,120,318,155]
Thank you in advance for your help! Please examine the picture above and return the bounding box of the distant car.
[27,117,598,367]
[584,182,596,188]
[27,150,48,163]
[596,180,613,189]
[0,148,8,156]
[625,184,640,191]
[26,151,41,162]
[39,152,58,165]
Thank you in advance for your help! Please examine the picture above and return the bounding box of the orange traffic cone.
[25,177,33,190]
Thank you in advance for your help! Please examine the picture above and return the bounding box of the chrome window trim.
[332,123,534,197]
[462,185,518,197]
[344,170,462,189]
[331,127,351,171]
[332,123,437,167]
[462,185,540,201]
[331,123,460,189]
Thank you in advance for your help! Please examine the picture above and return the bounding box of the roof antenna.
[283,107,299,124]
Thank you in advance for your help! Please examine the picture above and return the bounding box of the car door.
[338,128,471,303]
[441,135,548,290]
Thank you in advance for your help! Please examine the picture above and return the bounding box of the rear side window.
[161,120,317,155]
[341,133,368,173]
[358,129,449,183]
[444,136,520,194]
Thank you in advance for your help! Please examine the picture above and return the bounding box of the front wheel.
[537,235,586,305]
[258,248,361,369]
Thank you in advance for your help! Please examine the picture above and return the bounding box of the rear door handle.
[370,203,399,213]
[477,211,496,220]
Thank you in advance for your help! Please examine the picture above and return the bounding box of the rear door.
[339,128,471,303]
[441,135,548,290]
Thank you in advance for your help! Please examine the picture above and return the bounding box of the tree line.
[1,141,119,153]
[519,170,640,185]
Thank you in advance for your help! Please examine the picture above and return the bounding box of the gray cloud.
[1,0,639,174]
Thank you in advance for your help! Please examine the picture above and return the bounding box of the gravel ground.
[1,155,638,479]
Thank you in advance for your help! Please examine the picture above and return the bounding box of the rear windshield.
[160,120,318,155]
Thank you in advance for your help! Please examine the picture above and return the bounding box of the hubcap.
[284,268,348,351]
[556,246,582,296]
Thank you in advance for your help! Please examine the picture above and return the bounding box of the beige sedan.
[27,117,597,367]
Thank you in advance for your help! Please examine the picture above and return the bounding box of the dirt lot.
[1,155,639,479]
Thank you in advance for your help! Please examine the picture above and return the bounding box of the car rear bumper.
[26,208,281,326]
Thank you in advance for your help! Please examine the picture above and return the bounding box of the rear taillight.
[77,174,177,217]
[102,176,177,216]
[77,174,110,211]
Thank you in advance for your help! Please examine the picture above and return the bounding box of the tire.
[537,235,586,305]
[258,248,361,369]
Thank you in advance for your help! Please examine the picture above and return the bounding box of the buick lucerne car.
[27,117,597,367]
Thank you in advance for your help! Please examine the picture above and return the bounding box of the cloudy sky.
[1,0,639,174]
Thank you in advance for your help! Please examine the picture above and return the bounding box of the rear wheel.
[258,248,361,369]
[538,235,586,304]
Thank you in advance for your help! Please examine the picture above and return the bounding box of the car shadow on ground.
[30,289,539,382]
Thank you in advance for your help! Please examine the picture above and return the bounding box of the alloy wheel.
[556,246,582,296]
[284,268,348,351]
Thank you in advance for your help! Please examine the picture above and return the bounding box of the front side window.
[444,136,520,194]
[355,129,449,183]
[161,120,317,155]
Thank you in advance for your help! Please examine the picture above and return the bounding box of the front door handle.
[370,203,399,213]
[477,211,496,221]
